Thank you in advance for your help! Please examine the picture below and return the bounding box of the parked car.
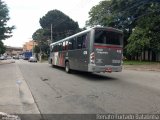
[13,56,19,59]
[0,56,7,60]
[19,55,24,59]
[28,57,37,62]
[7,56,12,59]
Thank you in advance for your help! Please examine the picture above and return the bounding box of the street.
[1,60,160,119]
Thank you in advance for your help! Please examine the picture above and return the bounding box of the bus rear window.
[95,30,122,45]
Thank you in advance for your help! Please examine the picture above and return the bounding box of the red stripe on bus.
[94,45,122,49]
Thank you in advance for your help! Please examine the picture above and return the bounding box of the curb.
[0,61,15,65]
[16,63,40,114]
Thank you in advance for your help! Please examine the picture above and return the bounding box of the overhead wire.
[112,0,160,28]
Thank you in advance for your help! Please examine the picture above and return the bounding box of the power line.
[117,0,160,14]
[113,0,160,27]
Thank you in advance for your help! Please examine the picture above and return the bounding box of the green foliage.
[40,10,79,31]
[126,8,160,55]
[146,14,160,53]
[40,44,50,56]
[87,0,160,58]
[0,0,14,54]
[0,40,6,54]
[126,27,150,56]
[0,0,14,40]
[86,0,114,27]
[33,45,40,53]
[39,9,79,42]
[32,9,80,57]
[32,29,50,55]
[87,0,160,29]
[32,29,49,42]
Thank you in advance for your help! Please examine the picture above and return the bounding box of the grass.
[39,58,48,63]
[123,60,160,65]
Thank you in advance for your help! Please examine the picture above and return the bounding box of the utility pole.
[39,41,42,62]
[32,40,34,57]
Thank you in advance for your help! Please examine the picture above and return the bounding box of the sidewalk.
[123,64,160,72]
[0,60,40,118]
[0,60,15,65]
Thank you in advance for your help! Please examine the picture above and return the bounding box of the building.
[23,40,37,52]
[5,46,23,56]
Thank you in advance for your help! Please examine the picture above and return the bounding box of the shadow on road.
[72,71,117,81]
[50,65,117,81]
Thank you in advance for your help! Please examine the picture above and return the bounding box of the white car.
[7,56,12,59]
[0,56,6,60]
[28,57,37,62]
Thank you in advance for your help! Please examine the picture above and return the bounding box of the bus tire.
[65,61,70,73]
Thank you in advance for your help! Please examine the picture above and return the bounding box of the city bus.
[49,26,123,73]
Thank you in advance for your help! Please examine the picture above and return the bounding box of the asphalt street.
[18,60,160,113]
[1,60,160,119]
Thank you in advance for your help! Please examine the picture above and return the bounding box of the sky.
[3,0,102,47]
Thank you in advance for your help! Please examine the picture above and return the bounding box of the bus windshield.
[94,29,122,45]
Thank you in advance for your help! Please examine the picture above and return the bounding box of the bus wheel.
[65,61,70,73]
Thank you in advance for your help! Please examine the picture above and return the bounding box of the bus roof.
[50,26,123,46]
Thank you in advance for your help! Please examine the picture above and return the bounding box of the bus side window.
[59,42,63,51]
[65,41,68,50]
[77,36,82,49]
[54,44,57,52]
[68,40,72,50]
[56,44,59,52]
[68,38,76,50]
[77,34,87,49]
[82,34,88,48]
[63,41,65,51]
[72,38,76,50]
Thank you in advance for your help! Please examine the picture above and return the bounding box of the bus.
[49,26,123,73]
[23,51,32,60]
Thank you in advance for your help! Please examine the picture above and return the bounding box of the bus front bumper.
[88,64,122,73]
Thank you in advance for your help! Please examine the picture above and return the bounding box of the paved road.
[1,60,160,119]
[17,60,160,113]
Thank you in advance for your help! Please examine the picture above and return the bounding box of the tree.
[126,11,160,59]
[33,45,40,53]
[0,0,14,54]
[86,0,114,27]
[87,0,160,30]
[32,28,49,42]
[126,27,150,58]
[0,41,6,54]
[87,0,160,60]
[39,9,79,42]
[32,29,49,56]
[32,9,80,59]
